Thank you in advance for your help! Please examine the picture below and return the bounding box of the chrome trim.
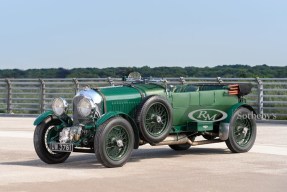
[73,88,103,125]
[76,88,103,104]
[93,88,107,113]
[219,122,230,140]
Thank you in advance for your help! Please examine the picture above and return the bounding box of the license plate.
[50,143,73,152]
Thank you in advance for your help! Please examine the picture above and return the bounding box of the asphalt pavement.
[0,117,286,192]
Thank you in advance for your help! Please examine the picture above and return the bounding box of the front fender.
[33,111,73,127]
[96,111,140,149]
[96,111,121,127]
[33,110,54,126]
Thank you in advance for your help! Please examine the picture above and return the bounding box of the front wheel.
[33,117,71,164]
[225,107,257,153]
[95,117,135,168]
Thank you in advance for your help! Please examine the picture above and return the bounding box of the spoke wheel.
[225,107,256,153]
[137,96,172,143]
[95,117,134,168]
[105,126,130,161]
[145,102,169,137]
[33,116,71,164]
[233,118,252,147]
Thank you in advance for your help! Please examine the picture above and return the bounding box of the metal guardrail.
[0,77,286,120]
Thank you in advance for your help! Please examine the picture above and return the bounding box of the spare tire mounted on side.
[136,95,173,144]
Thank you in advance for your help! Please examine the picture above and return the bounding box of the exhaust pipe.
[190,139,223,146]
[153,134,223,146]
[153,135,192,146]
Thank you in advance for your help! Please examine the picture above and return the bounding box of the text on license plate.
[50,143,73,152]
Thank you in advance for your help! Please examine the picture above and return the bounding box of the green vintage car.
[33,82,256,168]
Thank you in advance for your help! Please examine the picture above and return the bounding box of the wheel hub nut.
[116,140,124,148]
[156,116,162,123]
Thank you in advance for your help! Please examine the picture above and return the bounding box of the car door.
[170,86,200,125]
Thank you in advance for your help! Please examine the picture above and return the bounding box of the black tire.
[33,116,71,164]
[225,107,257,153]
[202,135,216,140]
[95,117,134,168]
[169,143,191,151]
[137,95,173,144]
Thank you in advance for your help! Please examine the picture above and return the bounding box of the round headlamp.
[77,97,96,117]
[51,97,68,116]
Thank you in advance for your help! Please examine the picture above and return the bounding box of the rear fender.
[96,111,140,149]
[219,103,256,141]
[223,103,256,123]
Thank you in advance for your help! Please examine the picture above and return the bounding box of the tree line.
[0,64,286,78]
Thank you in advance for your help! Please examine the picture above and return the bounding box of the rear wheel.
[169,143,191,151]
[33,117,70,164]
[225,107,256,153]
[95,117,134,168]
[202,135,216,140]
